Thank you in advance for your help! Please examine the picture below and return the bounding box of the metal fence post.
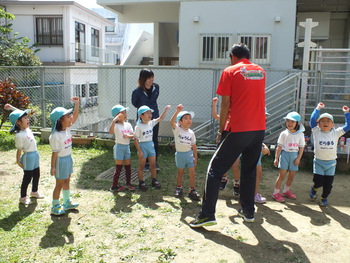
[40,67,46,128]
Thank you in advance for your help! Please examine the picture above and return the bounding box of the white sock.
[273,188,280,195]
[283,185,290,193]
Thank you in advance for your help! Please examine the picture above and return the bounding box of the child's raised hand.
[317,102,324,110]
[164,105,171,111]
[177,104,183,111]
[212,97,218,103]
[4,104,12,110]
[342,105,349,113]
[72,96,79,103]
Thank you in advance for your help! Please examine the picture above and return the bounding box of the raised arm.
[156,105,171,123]
[71,97,80,125]
[170,104,183,129]
[211,97,220,121]
[342,105,350,132]
[310,102,324,128]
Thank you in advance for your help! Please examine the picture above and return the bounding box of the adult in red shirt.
[190,44,266,227]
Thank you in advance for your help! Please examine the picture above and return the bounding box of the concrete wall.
[178,0,297,70]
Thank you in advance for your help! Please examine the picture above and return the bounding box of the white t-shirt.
[312,126,345,160]
[134,119,158,142]
[49,128,73,157]
[172,124,196,152]
[15,128,37,152]
[114,122,133,145]
[277,129,305,152]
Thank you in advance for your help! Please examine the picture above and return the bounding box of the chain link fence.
[1,64,349,143]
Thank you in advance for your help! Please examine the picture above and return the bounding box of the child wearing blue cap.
[108,104,135,191]
[170,104,200,200]
[309,102,350,206]
[134,104,171,190]
[49,97,80,215]
[4,104,44,205]
[273,111,305,202]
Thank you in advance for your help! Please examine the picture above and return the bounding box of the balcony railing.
[71,43,119,65]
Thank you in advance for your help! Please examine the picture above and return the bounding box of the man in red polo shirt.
[190,43,266,227]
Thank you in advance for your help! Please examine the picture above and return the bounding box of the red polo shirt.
[216,59,266,132]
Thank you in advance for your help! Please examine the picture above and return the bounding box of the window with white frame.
[105,18,116,33]
[35,16,63,45]
[200,34,233,63]
[237,34,271,65]
[91,28,100,57]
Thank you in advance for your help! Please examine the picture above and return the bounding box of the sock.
[62,190,70,204]
[177,185,182,188]
[112,165,123,188]
[234,180,240,184]
[124,164,132,185]
[52,199,60,206]
[273,188,280,195]
[152,178,157,182]
[283,185,290,193]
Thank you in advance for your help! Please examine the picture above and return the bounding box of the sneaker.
[156,163,160,171]
[125,184,136,191]
[272,192,285,203]
[233,182,240,196]
[219,178,228,190]
[189,214,217,228]
[282,190,296,199]
[63,200,79,211]
[310,187,317,200]
[320,197,328,207]
[30,192,45,199]
[188,189,201,201]
[143,163,150,172]
[174,187,183,198]
[151,179,161,189]
[237,209,255,223]
[51,204,66,215]
[254,193,266,204]
[109,185,126,192]
[139,181,148,191]
[19,197,32,205]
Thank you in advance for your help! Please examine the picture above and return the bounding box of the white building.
[2,0,116,65]
[97,0,350,69]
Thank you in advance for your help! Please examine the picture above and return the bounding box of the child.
[134,104,171,190]
[273,111,305,202]
[170,104,200,200]
[108,104,135,191]
[5,104,44,205]
[309,102,350,206]
[49,97,80,215]
[211,97,240,193]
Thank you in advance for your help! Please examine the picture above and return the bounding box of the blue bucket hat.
[50,107,73,133]
[283,111,301,122]
[137,105,154,124]
[9,109,30,132]
[111,105,128,117]
[265,107,270,115]
[176,111,194,123]
[317,113,333,122]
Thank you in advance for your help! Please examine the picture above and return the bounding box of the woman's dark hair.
[229,43,250,60]
[10,113,28,134]
[138,68,154,90]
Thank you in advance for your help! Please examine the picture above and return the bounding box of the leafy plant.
[0,79,30,128]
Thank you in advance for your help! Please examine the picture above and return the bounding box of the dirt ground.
[1,148,350,263]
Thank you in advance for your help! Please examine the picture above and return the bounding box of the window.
[105,18,116,33]
[238,34,271,64]
[91,28,99,57]
[35,16,63,45]
[200,34,232,63]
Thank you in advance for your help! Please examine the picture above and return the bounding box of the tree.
[0,7,41,66]
[0,79,30,128]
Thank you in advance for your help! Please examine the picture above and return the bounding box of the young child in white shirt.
[170,104,200,200]
[108,105,135,191]
[134,105,171,190]
[309,102,350,206]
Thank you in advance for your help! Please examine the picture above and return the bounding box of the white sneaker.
[255,193,266,204]
[19,197,32,205]
[30,192,45,199]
